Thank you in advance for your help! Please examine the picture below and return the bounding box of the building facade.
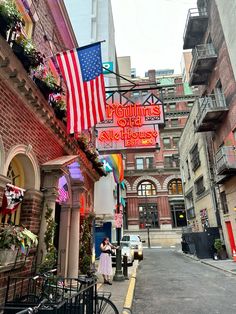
[182,0,236,256]
[0,0,105,301]
[123,71,196,235]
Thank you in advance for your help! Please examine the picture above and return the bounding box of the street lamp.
[113,183,125,281]
[146,223,151,248]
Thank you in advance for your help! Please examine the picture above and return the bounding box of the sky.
[64,0,197,77]
[110,0,197,76]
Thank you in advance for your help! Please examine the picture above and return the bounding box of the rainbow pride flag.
[103,154,124,184]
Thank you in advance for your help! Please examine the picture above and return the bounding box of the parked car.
[121,234,144,260]
[111,241,134,266]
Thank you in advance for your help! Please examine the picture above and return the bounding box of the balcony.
[215,146,236,175]
[189,44,217,86]
[195,94,228,132]
[183,8,208,49]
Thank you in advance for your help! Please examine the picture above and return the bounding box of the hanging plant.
[32,65,62,99]
[11,36,44,72]
[79,212,95,274]
[0,0,23,38]
[49,94,66,122]
[38,205,57,274]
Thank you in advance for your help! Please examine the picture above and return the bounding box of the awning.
[42,155,79,171]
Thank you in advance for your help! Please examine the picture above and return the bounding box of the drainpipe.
[203,133,222,230]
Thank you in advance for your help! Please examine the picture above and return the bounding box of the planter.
[0,249,17,266]
[34,77,52,99]
[34,78,62,100]
[0,16,10,39]
[11,42,43,73]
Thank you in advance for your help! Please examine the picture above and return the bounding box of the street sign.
[103,62,114,74]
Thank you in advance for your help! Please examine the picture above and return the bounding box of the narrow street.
[133,249,236,314]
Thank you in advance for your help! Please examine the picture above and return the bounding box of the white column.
[58,204,71,277]
[67,182,84,278]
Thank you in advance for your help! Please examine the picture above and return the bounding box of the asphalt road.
[132,249,236,314]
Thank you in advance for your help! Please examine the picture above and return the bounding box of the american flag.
[57,184,69,204]
[56,43,106,134]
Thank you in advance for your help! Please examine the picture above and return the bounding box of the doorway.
[225,221,236,252]
[171,203,187,228]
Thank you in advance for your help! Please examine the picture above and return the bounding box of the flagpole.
[44,40,106,60]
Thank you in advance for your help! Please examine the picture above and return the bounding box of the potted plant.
[49,94,66,121]
[0,0,23,39]
[32,66,62,99]
[0,224,38,266]
[214,238,227,260]
[11,35,44,72]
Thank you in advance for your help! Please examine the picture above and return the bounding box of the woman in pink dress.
[98,237,117,285]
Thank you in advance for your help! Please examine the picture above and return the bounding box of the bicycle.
[9,271,119,313]
[16,299,48,314]
[75,272,119,314]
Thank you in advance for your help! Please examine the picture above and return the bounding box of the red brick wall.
[0,78,66,163]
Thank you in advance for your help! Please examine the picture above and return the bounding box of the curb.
[180,251,236,276]
[122,264,138,314]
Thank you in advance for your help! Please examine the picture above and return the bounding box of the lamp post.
[113,183,125,281]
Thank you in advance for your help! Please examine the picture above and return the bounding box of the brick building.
[97,66,197,244]
[181,0,236,256]
[0,0,104,301]
[123,71,196,234]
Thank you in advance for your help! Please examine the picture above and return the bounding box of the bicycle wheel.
[15,294,40,304]
[96,296,119,314]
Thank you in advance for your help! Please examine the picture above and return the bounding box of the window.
[136,158,144,170]
[186,159,190,179]
[139,204,158,229]
[220,191,229,214]
[190,144,200,171]
[138,181,157,196]
[164,156,173,168]
[195,176,205,195]
[173,137,180,148]
[168,179,183,195]
[186,191,195,219]
[169,104,176,111]
[1,159,22,225]
[16,1,34,38]
[171,119,179,127]
[146,157,154,169]
[133,91,140,97]
[163,138,171,149]
[187,102,193,107]
[233,129,236,142]
[136,157,154,169]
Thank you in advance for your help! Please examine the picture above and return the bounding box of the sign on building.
[96,92,164,150]
[103,62,114,74]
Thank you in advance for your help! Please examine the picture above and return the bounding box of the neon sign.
[97,99,164,150]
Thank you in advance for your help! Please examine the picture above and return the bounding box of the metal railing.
[196,93,227,124]
[183,8,208,41]
[189,43,217,77]
[215,146,236,174]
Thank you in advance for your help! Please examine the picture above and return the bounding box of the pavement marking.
[122,262,138,313]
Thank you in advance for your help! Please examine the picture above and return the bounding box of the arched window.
[168,179,183,195]
[138,181,156,196]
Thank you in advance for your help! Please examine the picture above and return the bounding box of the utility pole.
[113,183,125,281]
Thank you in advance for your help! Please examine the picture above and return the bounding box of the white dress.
[97,244,113,276]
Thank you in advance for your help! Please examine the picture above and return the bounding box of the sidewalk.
[181,251,236,275]
[96,260,139,313]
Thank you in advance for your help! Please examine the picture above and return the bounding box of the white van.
[121,234,144,260]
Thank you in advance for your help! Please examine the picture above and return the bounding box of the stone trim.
[162,174,182,191]
[132,175,162,192]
